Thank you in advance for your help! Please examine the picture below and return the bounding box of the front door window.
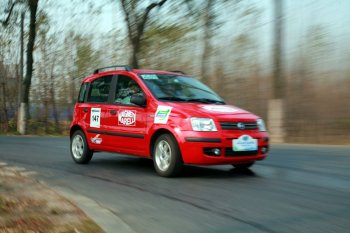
[115,75,144,105]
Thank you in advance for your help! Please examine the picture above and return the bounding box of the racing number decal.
[90,108,101,128]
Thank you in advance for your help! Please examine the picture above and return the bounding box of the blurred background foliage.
[0,0,349,144]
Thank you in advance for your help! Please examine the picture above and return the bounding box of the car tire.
[153,134,183,177]
[70,130,93,164]
[232,162,255,170]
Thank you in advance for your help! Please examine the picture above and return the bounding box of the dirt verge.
[0,164,104,233]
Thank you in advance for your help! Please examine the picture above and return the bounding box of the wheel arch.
[70,124,84,138]
[149,128,175,158]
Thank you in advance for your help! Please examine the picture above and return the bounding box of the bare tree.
[119,0,168,68]
[19,0,39,134]
[268,0,285,143]
[35,11,61,133]
[49,62,61,133]
[272,0,285,99]
[0,62,9,132]
[200,0,214,85]
[1,0,22,132]
[1,0,39,134]
[1,1,20,26]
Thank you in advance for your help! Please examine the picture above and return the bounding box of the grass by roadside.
[0,120,70,136]
[0,164,104,233]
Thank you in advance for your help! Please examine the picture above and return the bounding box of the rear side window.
[87,76,112,103]
[78,83,88,103]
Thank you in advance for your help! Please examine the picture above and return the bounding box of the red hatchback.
[70,66,269,177]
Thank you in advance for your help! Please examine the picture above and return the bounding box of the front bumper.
[177,131,269,165]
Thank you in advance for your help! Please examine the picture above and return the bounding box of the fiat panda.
[70,65,269,177]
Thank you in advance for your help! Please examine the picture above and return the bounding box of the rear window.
[87,76,112,103]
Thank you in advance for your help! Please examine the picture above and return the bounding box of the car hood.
[162,103,259,121]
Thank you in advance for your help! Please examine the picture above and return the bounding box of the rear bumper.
[177,131,269,165]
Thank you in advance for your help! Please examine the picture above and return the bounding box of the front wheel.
[70,130,93,164]
[232,162,255,170]
[153,134,183,177]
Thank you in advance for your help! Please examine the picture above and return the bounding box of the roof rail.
[169,70,186,75]
[93,65,132,74]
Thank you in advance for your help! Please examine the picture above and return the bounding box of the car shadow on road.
[180,165,257,179]
[90,156,258,179]
[89,156,155,173]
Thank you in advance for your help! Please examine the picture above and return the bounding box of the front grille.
[224,148,258,156]
[219,122,258,130]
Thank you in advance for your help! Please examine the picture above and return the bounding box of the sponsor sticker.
[90,108,101,128]
[118,110,136,126]
[233,135,257,151]
[202,106,239,113]
[154,106,172,124]
[140,74,159,80]
[91,134,102,144]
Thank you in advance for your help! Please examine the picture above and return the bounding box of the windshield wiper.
[186,98,225,104]
[158,96,188,102]
[158,97,225,104]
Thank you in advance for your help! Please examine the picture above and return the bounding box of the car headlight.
[257,118,267,132]
[191,118,217,131]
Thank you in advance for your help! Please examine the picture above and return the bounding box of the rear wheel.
[153,134,183,177]
[70,130,93,164]
[232,162,255,170]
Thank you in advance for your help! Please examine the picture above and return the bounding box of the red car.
[70,66,269,177]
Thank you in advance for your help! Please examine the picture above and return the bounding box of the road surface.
[0,136,349,233]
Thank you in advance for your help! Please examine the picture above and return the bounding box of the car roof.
[82,68,189,83]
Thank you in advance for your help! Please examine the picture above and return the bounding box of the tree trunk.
[49,63,61,133]
[200,0,214,85]
[17,12,25,133]
[18,0,39,135]
[44,98,49,133]
[130,38,140,68]
[272,0,285,99]
[0,74,9,132]
[268,0,285,143]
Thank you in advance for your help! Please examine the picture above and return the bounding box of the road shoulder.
[0,162,105,232]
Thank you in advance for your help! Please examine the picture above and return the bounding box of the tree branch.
[1,1,18,27]
[138,0,168,36]
[120,0,136,41]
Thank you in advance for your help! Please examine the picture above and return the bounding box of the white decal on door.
[154,106,172,124]
[118,110,136,126]
[90,108,101,128]
[91,134,102,144]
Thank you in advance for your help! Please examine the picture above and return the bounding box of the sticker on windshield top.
[90,108,101,128]
[118,110,136,126]
[154,106,172,124]
[140,74,159,80]
[202,106,239,113]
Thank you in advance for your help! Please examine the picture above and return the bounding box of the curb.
[0,161,136,233]
[52,186,137,233]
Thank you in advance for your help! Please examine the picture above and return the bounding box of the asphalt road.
[0,135,349,233]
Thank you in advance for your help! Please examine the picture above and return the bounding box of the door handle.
[83,107,88,113]
[110,110,117,115]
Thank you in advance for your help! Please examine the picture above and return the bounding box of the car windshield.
[139,74,225,104]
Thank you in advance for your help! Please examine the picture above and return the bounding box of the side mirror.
[130,95,146,107]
